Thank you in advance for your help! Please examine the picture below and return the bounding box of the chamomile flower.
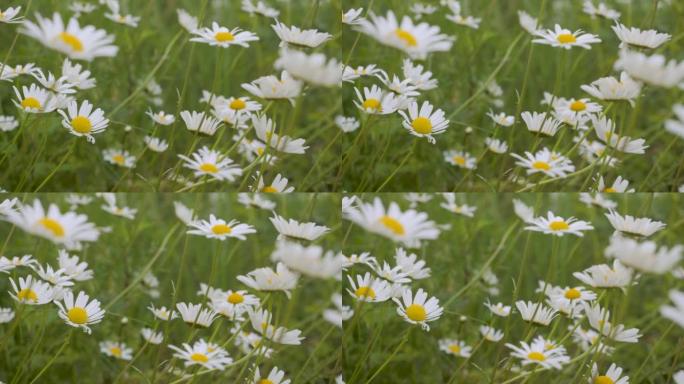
[104,11,140,28]
[354,85,401,115]
[146,110,175,125]
[176,302,218,328]
[355,11,454,60]
[521,111,563,136]
[180,110,222,136]
[573,260,634,289]
[605,234,682,274]
[0,115,19,132]
[254,173,294,193]
[58,99,109,143]
[597,176,632,193]
[614,49,684,88]
[251,114,308,154]
[444,150,477,169]
[271,20,331,48]
[399,100,449,144]
[32,70,76,94]
[612,23,670,49]
[19,13,118,61]
[526,211,593,237]
[592,115,647,154]
[237,262,299,298]
[605,211,665,237]
[579,193,617,210]
[485,300,511,317]
[583,1,620,20]
[342,8,364,25]
[342,64,384,82]
[148,304,178,321]
[480,326,504,342]
[346,272,391,302]
[394,247,431,279]
[518,10,539,35]
[143,136,169,152]
[272,241,344,279]
[178,146,242,182]
[169,339,233,370]
[13,84,58,113]
[176,8,198,33]
[581,72,642,107]
[512,148,575,178]
[486,110,515,127]
[103,148,136,168]
[241,71,303,104]
[589,363,630,384]
[665,104,684,139]
[515,300,557,326]
[251,367,291,384]
[402,59,437,90]
[55,290,105,334]
[241,0,279,18]
[485,137,509,153]
[446,8,481,29]
[190,23,258,48]
[343,197,440,248]
[0,255,38,270]
[70,2,97,17]
[247,308,304,345]
[533,24,601,49]
[439,339,472,357]
[9,275,54,305]
[506,339,569,369]
[100,341,133,360]
[187,214,256,241]
[583,302,641,343]
[0,6,23,23]
[440,194,476,217]
[336,115,360,132]
[0,308,14,323]
[394,287,443,331]
[269,214,329,241]
[660,290,684,329]
[274,48,341,87]
[61,58,96,89]
[2,199,100,249]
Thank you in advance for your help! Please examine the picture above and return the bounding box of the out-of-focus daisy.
[0,308,15,323]
[148,304,178,321]
[605,234,682,274]
[583,1,620,20]
[100,341,133,360]
[241,0,279,18]
[445,1,480,29]
[57,250,92,281]
[355,11,454,59]
[444,150,477,169]
[58,99,109,143]
[660,290,684,329]
[612,23,670,49]
[592,115,647,154]
[190,23,259,48]
[346,272,391,302]
[103,0,139,27]
[176,302,218,328]
[511,148,575,178]
[518,10,539,35]
[506,339,569,369]
[403,59,437,90]
[0,6,23,23]
[271,20,331,48]
[487,110,515,127]
[526,211,593,237]
[533,24,601,49]
[342,8,364,25]
[143,136,169,152]
[176,8,198,32]
[605,210,665,237]
[324,293,354,326]
[252,115,308,154]
[353,85,401,115]
[597,175,634,193]
[9,275,54,305]
[140,328,163,344]
[440,194,476,217]
[0,115,19,132]
[178,146,242,182]
[579,193,617,210]
[70,2,97,17]
[665,104,684,139]
[335,115,360,132]
[62,58,96,89]
[241,71,302,105]
[581,72,642,107]
[614,49,684,88]
[399,100,449,143]
[589,363,629,384]
[480,325,504,342]
[237,262,299,298]
[485,300,511,317]
[269,214,328,241]
[394,287,443,331]
[0,255,38,270]
[146,110,175,126]
[251,367,291,384]
[169,339,233,370]
[521,111,562,136]
[19,13,118,61]
[13,84,58,113]
[343,197,440,248]
[274,48,341,87]
[187,214,255,241]
[55,290,105,334]
[515,300,557,326]
[103,148,136,168]
[247,308,304,345]
[254,173,294,193]
[439,339,472,357]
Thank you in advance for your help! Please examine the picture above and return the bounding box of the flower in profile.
[612,22,670,49]
[573,260,634,289]
[581,72,642,107]
[176,302,218,328]
[342,8,364,26]
[0,6,23,24]
[485,300,511,317]
[583,302,641,343]
[9,275,54,305]
[533,24,601,49]
[141,328,163,344]
[274,48,341,87]
[252,114,308,154]
[190,23,259,48]
[187,214,256,241]
[55,290,105,334]
[148,304,178,321]
[614,49,684,88]
[269,214,329,241]
[241,0,279,18]
[525,211,593,237]
[660,290,684,330]
[605,210,665,237]
[241,71,302,105]
[62,58,96,89]
[520,111,562,137]
[237,262,299,298]
[592,115,647,154]
[604,233,682,274]
[100,341,133,360]
[251,367,291,384]
[515,300,557,326]
[271,20,332,48]
[247,308,304,345]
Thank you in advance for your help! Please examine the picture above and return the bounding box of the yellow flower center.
[262,186,278,193]
[395,28,418,46]
[549,220,570,231]
[354,286,376,299]
[564,288,581,300]
[362,98,381,111]
[557,33,577,44]
[448,344,461,354]
[67,307,88,324]
[110,347,122,357]
[215,31,235,42]
[405,304,427,322]
[452,156,466,166]
[604,187,617,193]
[532,161,551,171]
[211,224,232,235]
[227,292,244,304]
[527,351,546,361]
[71,115,92,134]
[190,353,209,363]
[594,376,614,384]
[21,97,42,110]
[112,154,125,165]
[570,100,586,111]
[199,163,218,173]
[17,288,38,302]
[229,99,246,110]
[39,217,65,237]
[258,380,274,384]
[411,117,432,134]
[59,32,84,52]
[379,215,405,235]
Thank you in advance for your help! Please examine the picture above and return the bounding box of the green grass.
[0,0,341,192]
[339,0,684,192]
[0,193,341,383]
[342,193,684,383]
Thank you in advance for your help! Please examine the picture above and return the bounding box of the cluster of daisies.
[0,194,345,382]
[342,193,684,381]
[1,0,341,191]
[338,1,684,191]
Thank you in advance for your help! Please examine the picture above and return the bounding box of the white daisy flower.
[190,22,259,48]
[526,211,594,237]
[484,137,508,153]
[178,146,242,182]
[271,241,343,279]
[57,99,109,143]
[237,194,276,211]
[169,339,233,370]
[665,104,684,139]
[394,287,443,331]
[241,0,279,18]
[485,300,511,317]
[583,302,641,343]
[346,272,391,302]
[146,110,175,126]
[605,210,666,237]
[517,10,539,35]
[19,12,118,61]
[439,339,472,357]
[480,325,504,342]
[573,260,634,289]
[506,339,569,369]
[9,275,54,305]
[148,304,178,321]
[61,58,96,89]
[69,2,97,16]
[399,100,449,143]
[533,24,601,49]
[55,290,105,334]
[660,290,684,330]
[342,64,384,82]
[589,363,629,384]
[247,308,304,345]
[0,308,15,323]
[515,300,557,326]
[102,148,136,168]
[579,193,617,210]
[252,114,308,154]
[335,115,360,132]
[612,22,670,49]
[251,367,291,384]
[511,148,575,178]
[271,20,331,48]
[581,72,642,107]
[140,328,163,344]
[394,247,431,279]
[13,84,58,113]
[143,136,169,152]
[236,262,299,298]
[57,250,92,281]
[353,85,401,115]
[583,1,620,20]
[521,111,562,136]
[605,233,682,274]
[269,213,329,241]
[274,48,341,87]
[0,6,23,24]
[180,110,222,136]
[0,115,19,132]
[614,49,684,88]
[342,8,364,26]
[31,70,76,94]
[444,150,477,169]
[99,341,133,361]
[176,8,198,33]
[403,58,437,90]
[241,71,302,105]
[592,115,647,154]
[187,214,255,241]
[176,302,218,328]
